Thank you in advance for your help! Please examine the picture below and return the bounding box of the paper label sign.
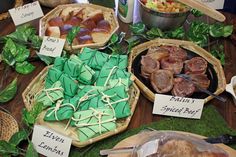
[9,1,44,26]
[39,36,65,57]
[32,125,72,157]
[197,0,225,9]
[153,94,204,119]
[75,0,89,3]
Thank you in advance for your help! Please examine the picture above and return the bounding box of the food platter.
[22,66,140,147]
[39,3,119,51]
[128,39,226,103]
[108,131,236,157]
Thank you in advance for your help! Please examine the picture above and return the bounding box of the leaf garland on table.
[66,26,80,46]
[0,78,17,103]
[127,21,233,65]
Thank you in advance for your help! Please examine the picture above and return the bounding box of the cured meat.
[172,77,195,97]
[184,57,208,74]
[141,55,160,79]
[161,45,187,62]
[150,70,173,93]
[161,58,183,74]
[190,73,210,90]
[146,46,169,61]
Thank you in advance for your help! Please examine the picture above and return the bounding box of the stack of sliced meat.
[140,45,210,97]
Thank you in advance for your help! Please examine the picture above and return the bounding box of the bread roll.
[91,28,110,43]
[97,20,111,32]
[77,35,93,44]
[60,7,78,21]
[64,17,82,26]
[45,26,60,38]
[81,19,96,30]
[48,17,64,27]
[86,10,104,24]
[77,27,91,37]
[60,24,73,35]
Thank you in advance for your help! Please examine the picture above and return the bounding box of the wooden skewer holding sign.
[177,0,226,22]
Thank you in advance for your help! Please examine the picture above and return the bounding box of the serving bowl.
[138,0,190,30]
[226,76,236,105]
[128,39,226,103]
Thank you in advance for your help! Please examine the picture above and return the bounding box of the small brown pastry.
[64,16,82,26]
[91,28,110,43]
[45,26,60,38]
[60,24,73,35]
[48,17,64,27]
[59,7,78,21]
[77,35,93,44]
[96,20,111,32]
[86,10,104,24]
[81,18,97,30]
[150,69,174,93]
[77,27,91,37]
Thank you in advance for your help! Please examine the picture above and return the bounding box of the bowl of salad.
[139,0,190,30]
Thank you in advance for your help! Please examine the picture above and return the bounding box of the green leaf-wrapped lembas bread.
[54,57,67,71]
[59,74,78,97]
[36,81,64,107]
[70,106,116,142]
[45,67,63,88]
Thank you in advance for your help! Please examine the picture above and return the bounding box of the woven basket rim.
[0,110,19,141]
[128,38,226,103]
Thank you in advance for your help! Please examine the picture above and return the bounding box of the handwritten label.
[137,139,159,157]
[39,36,65,57]
[32,125,72,157]
[75,0,89,3]
[153,94,204,119]
[9,1,44,26]
[197,0,225,9]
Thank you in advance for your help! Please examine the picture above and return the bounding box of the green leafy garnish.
[209,23,233,38]
[146,28,164,39]
[25,142,38,157]
[9,130,28,146]
[15,61,35,75]
[22,102,45,127]
[191,9,203,17]
[0,140,20,156]
[210,44,225,65]
[0,78,17,103]
[129,22,146,34]
[165,27,185,39]
[66,26,80,45]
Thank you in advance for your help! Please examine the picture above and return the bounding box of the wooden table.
[1,0,236,151]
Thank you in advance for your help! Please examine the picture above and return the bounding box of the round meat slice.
[184,57,208,74]
[190,73,210,90]
[161,45,187,62]
[172,78,195,97]
[161,58,183,74]
[150,70,174,93]
[141,55,160,78]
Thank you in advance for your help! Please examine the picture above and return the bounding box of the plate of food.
[39,3,119,51]
[106,131,236,157]
[128,38,226,102]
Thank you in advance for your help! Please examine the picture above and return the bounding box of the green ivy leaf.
[15,61,35,74]
[165,27,185,39]
[0,78,17,103]
[22,102,45,127]
[109,34,119,45]
[9,130,28,146]
[15,44,30,62]
[146,28,164,39]
[7,24,36,42]
[2,48,15,66]
[25,142,38,157]
[191,9,203,17]
[0,140,20,156]
[129,22,146,34]
[36,53,54,65]
[66,26,80,45]
[223,25,233,37]
[30,35,43,49]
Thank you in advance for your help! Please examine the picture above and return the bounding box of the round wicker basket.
[0,110,19,141]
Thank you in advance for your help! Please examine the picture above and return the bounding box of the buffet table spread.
[1,0,236,157]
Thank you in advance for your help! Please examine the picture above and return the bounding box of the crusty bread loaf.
[91,28,110,43]
[45,26,61,38]
[48,17,64,27]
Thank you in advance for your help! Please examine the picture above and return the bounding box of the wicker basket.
[0,110,19,141]
[128,38,226,103]
[22,66,140,147]
[39,3,119,51]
